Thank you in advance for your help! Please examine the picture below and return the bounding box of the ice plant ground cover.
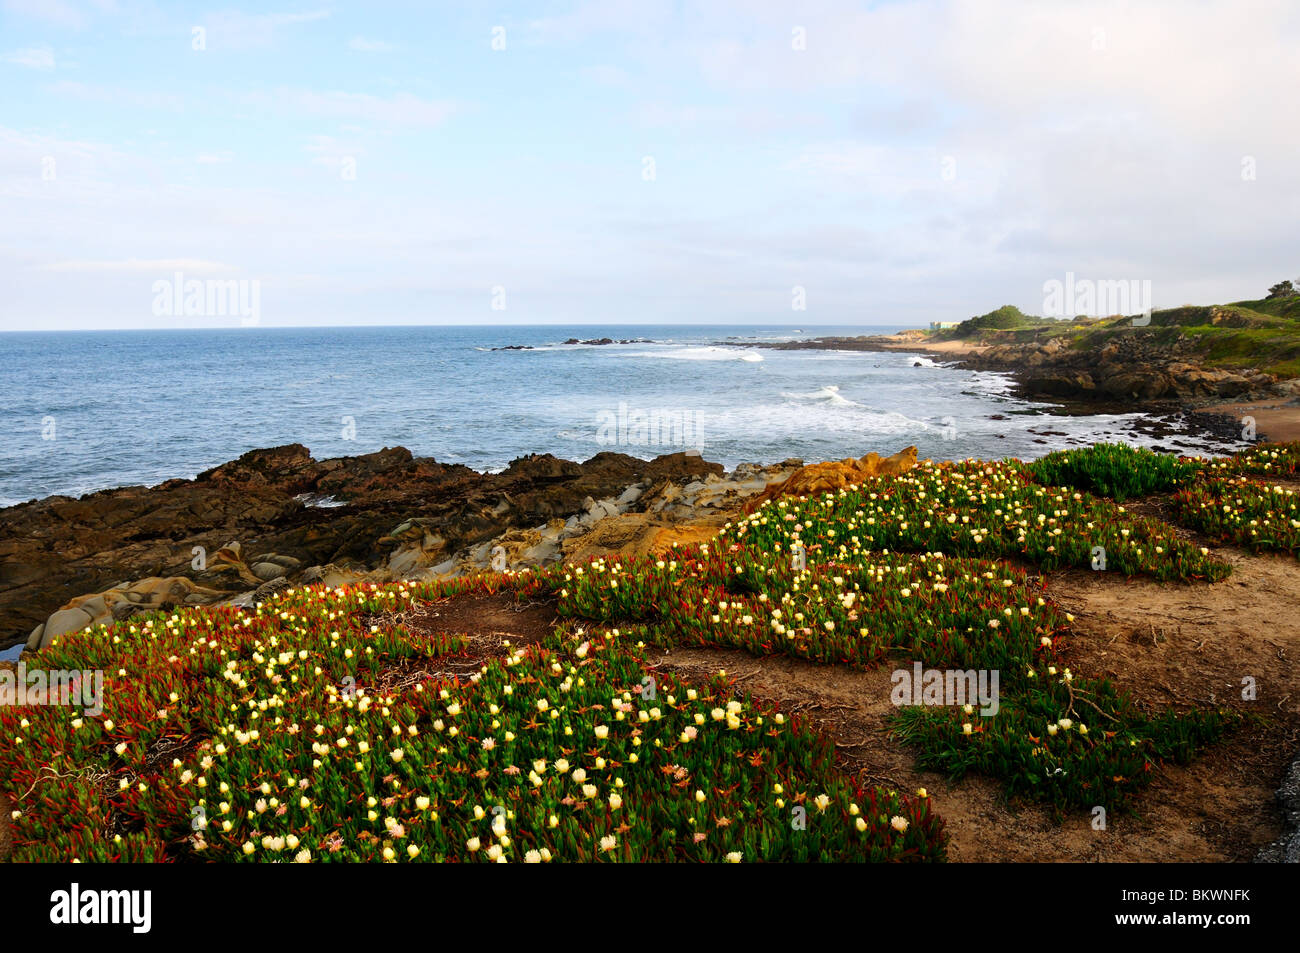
[5,443,1292,862]
[1022,443,1201,502]
[555,461,1238,814]
[0,577,942,862]
[732,458,1231,582]
[1172,477,1300,557]
[1207,441,1300,478]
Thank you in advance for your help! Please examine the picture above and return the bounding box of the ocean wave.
[781,385,862,407]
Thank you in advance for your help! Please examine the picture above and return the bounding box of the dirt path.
[644,544,1300,862]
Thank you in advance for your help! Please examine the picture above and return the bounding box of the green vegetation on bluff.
[935,290,1300,379]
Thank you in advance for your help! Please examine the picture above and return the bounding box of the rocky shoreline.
[735,329,1297,443]
[0,444,816,655]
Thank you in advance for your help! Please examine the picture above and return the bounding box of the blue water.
[0,324,1230,507]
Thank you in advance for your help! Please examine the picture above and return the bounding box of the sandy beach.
[1203,396,1300,443]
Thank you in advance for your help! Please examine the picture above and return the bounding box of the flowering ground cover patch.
[0,576,942,862]
[1021,443,1201,502]
[1206,441,1300,479]
[550,467,1238,816]
[734,460,1229,582]
[3,450,1257,861]
[1172,476,1300,557]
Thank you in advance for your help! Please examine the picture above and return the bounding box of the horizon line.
[0,320,918,334]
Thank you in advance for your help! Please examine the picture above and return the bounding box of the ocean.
[0,324,1237,507]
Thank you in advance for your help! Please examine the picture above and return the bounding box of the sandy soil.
[1202,396,1300,443]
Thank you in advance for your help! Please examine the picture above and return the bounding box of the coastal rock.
[27,576,230,651]
[1099,369,1171,400]
[1025,370,1096,397]
[0,444,736,653]
[745,447,918,511]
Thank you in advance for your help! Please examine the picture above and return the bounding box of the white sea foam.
[621,346,764,362]
[781,385,862,407]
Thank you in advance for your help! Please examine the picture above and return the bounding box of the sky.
[1,0,1297,331]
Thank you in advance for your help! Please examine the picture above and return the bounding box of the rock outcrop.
[747,327,1281,408]
[26,577,230,651]
[744,446,919,511]
[964,334,1273,403]
[1,444,725,652]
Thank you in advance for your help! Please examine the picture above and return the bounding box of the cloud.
[48,80,183,110]
[3,46,56,70]
[348,35,392,53]
[39,258,238,274]
[200,9,330,50]
[3,0,1299,330]
[255,88,457,127]
[581,64,629,87]
[2,0,87,29]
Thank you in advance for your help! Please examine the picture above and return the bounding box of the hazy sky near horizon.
[2,0,1298,331]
